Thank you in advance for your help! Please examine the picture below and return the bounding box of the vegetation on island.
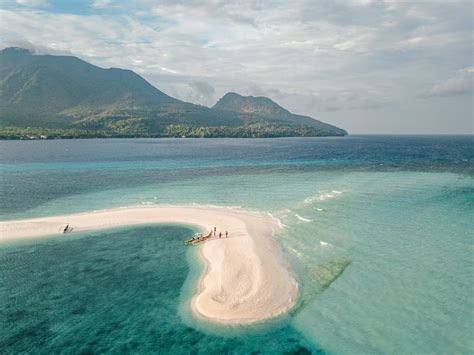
[0,123,342,140]
[0,47,347,139]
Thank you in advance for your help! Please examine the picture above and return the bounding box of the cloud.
[149,0,258,26]
[186,80,216,106]
[246,84,282,98]
[243,84,390,113]
[0,38,75,56]
[0,1,472,132]
[285,90,391,114]
[422,68,473,98]
[15,0,48,7]
[91,0,114,9]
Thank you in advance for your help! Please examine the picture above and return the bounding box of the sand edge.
[0,205,298,324]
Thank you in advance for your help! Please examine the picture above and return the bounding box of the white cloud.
[15,0,48,7]
[160,67,178,74]
[91,0,114,9]
[0,0,472,132]
[187,80,216,106]
[422,69,473,98]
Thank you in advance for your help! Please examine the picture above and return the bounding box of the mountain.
[0,47,178,115]
[0,47,347,138]
[213,92,346,134]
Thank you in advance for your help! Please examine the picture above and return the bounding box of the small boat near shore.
[184,231,213,245]
[59,223,73,234]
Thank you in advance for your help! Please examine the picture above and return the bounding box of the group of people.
[185,227,230,246]
[213,227,228,239]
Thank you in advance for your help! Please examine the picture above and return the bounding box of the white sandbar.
[0,206,298,324]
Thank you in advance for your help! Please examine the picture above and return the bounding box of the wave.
[294,213,312,222]
[267,212,288,229]
[289,247,304,258]
[304,190,345,204]
[188,203,244,210]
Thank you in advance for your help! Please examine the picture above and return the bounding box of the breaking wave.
[295,213,313,222]
[303,190,346,205]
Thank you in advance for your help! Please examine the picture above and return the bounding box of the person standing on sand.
[225,231,228,238]
[214,227,216,236]
[219,232,222,238]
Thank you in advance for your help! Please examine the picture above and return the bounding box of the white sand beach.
[0,206,298,324]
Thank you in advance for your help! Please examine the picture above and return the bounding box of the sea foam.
[304,190,345,204]
[295,213,312,222]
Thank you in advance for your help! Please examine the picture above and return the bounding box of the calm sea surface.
[1,136,473,353]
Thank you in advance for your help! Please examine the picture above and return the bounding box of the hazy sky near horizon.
[0,0,472,134]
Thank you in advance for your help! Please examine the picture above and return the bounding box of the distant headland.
[0,47,347,139]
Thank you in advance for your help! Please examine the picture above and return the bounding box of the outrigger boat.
[58,223,73,234]
[184,231,213,245]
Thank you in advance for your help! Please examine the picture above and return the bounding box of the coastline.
[0,205,298,324]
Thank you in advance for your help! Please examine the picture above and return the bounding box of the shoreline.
[0,205,298,324]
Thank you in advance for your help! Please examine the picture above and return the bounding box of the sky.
[0,0,472,134]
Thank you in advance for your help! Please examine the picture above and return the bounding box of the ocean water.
[0,136,473,353]
[1,226,315,353]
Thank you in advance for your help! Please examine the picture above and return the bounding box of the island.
[0,205,298,324]
[0,47,347,139]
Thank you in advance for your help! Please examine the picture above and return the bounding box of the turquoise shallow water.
[0,226,316,353]
[0,136,473,353]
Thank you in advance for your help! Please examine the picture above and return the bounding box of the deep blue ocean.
[0,135,473,354]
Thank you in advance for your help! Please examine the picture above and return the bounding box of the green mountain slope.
[0,47,347,138]
[213,92,347,135]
